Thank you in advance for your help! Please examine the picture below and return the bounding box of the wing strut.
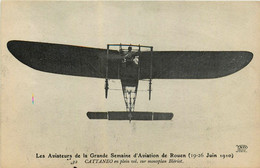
[149,79,152,100]
[149,47,153,100]
[105,45,109,98]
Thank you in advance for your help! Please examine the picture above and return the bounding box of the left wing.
[7,40,121,79]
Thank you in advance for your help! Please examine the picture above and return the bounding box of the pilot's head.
[128,46,132,51]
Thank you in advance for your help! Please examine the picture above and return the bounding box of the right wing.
[139,51,253,79]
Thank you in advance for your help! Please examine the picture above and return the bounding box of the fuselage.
[120,55,140,112]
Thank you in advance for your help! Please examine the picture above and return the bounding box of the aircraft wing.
[139,51,253,79]
[8,41,253,80]
[7,40,121,79]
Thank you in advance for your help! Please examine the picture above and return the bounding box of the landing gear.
[149,79,152,100]
[105,79,109,99]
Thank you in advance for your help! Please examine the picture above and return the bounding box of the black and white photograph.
[1,1,259,168]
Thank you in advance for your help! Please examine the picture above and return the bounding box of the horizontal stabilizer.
[87,111,173,121]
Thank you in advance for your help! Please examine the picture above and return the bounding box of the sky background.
[1,1,260,168]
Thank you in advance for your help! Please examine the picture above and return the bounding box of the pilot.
[124,46,133,60]
[122,46,139,65]
[122,46,133,63]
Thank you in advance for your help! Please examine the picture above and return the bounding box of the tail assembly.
[87,111,173,121]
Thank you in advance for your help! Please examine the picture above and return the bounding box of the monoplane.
[7,40,253,122]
